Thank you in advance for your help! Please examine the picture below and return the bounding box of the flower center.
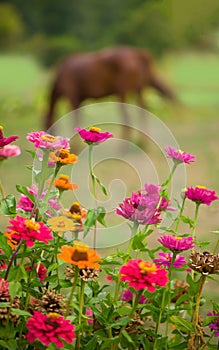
[48,312,61,319]
[60,174,69,182]
[89,126,101,133]
[70,202,81,214]
[72,241,89,261]
[41,134,57,143]
[196,185,206,189]
[25,220,40,231]
[175,236,182,241]
[56,149,69,159]
[139,261,157,274]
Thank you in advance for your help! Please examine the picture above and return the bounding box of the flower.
[25,311,75,348]
[4,231,18,250]
[47,216,77,232]
[185,186,219,206]
[165,145,196,164]
[49,149,78,165]
[121,289,147,304]
[7,216,53,247]
[27,131,70,150]
[207,311,219,336]
[57,241,101,269]
[116,183,171,225]
[54,174,78,191]
[158,235,195,252]
[120,259,168,291]
[64,202,87,225]
[0,126,18,148]
[189,250,219,275]
[26,263,48,281]
[75,126,113,144]
[85,309,94,324]
[0,145,21,159]
[153,252,187,269]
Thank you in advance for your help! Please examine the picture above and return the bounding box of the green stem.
[153,288,166,350]
[165,251,177,337]
[162,163,177,188]
[0,178,5,199]
[127,221,139,258]
[129,290,143,319]
[200,331,215,350]
[175,195,186,234]
[76,279,85,350]
[89,145,98,249]
[65,269,79,317]
[191,203,200,242]
[213,237,219,254]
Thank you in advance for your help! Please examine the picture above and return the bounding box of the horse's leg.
[44,87,59,131]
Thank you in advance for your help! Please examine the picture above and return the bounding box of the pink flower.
[106,275,113,281]
[153,252,187,269]
[121,289,147,304]
[120,259,168,292]
[165,146,196,164]
[26,311,75,348]
[158,235,194,252]
[207,311,219,336]
[0,126,18,148]
[27,131,70,150]
[75,126,113,144]
[185,186,219,206]
[85,309,94,324]
[26,263,47,281]
[7,216,53,247]
[116,183,171,225]
[0,145,21,159]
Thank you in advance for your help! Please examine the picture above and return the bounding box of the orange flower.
[54,174,78,191]
[4,231,18,250]
[50,149,78,165]
[57,241,101,269]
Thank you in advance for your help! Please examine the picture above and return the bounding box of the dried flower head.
[34,290,66,315]
[189,250,219,275]
[79,267,101,282]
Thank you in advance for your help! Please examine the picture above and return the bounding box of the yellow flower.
[47,216,76,232]
[57,241,101,269]
[50,149,78,165]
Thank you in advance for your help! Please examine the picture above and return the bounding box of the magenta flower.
[158,235,194,252]
[0,126,18,148]
[153,252,187,269]
[207,311,219,336]
[7,216,53,247]
[26,311,75,348]
[165,146,196,164]
[116,183,171,225]
[75,126,113,144]
[121,289,147,304]
[120,259,168,292]
[185,186,219,206]
[0,145,21,159]
[26,263,47,281]
[85,309,94,325]
[27,131,70,150]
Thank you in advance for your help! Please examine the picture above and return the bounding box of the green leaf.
[84,337,98,350]
[203,315,218,327]
[16,184,35,203]
[84,209,97,237]
[96,206,106,226]
[9,281,22,300]
[0,340,17,350]
[94,175,108,196]
[0,195,17,215]
[0,302,10,308]
[121,329,134,344]
[170,316,195,333]
[180,215,194,228]
[11,308,31,317]
[47,262,58,274]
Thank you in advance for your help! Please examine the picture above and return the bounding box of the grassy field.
[1,51,219,309]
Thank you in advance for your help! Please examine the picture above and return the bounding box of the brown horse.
[45,46,176,130]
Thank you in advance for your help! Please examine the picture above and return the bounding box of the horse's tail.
[150,75,177,101]
[44,78,61,131]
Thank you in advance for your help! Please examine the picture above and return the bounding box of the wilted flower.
[153,252,187,269]
[54,174,78,192]
[0,126,18,147]
[27,131,70,150]
[207,311,219,336]
[189,250,219,275]
[116,183,171,225]
[165,145,196,164]
[57,241,101,269]
[35,290,66,315]
[75,126,113,145]
[7,216,53,247]
[0,145,21,159]
[158,235,194,252]
[25,311,75,348]
[120,259,168,292]
[185,186,219,206]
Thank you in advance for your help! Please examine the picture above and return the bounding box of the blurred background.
[1,0,219,251]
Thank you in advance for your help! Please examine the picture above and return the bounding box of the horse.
[45,46,176,133]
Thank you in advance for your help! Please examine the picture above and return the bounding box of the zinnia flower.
[153,252,187,269]
[0,126,18,147]
[158,235,194,252]
[116,183,171,225]
[121,289,147,304]
[4,231,18,250]
[85,309,94,324]
[47,216,77,232]
[0,145,21,159]
[207,311,219,336]
[26,311,75,348]
[26,263,47,281]
[7,216,53,247]
[57,241,101,269]
[185,186,219,206]
[189,250,219,275]
[64,202,87,226]
[27,131,70,150]
[49,149,78,165]
[120,259,168,291]
[165,145,196,164]
[54,174,78,192]
[75,126,113,144]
